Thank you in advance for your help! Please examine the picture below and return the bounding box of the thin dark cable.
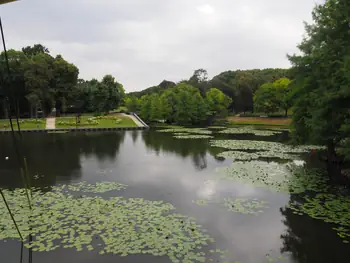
[0,16,21,134]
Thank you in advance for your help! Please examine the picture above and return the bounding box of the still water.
[0,130,349,263]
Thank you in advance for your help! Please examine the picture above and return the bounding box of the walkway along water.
[45,117,56,129]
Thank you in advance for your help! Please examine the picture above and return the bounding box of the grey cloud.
[1,0,321,91]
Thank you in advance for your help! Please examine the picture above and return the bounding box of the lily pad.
[210,140,325,153]
[158,128,212,135]
[215,161,329,194]
[174,135,214,139]
[0,183,216,262]
[219,127,282,136]
[287,193,350,242]
[217,151,299,161]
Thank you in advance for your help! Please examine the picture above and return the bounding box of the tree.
[52,55,79,116]
[23,52,55,116]
[22,44,49,56]
[205,88,232,117]
[125,96,140,113]
[272,77,292,116]
[149,93,162,121]
[253,83,280,114]
[139,95,152,121]
[92,75,124,114]
[288,0,350,180]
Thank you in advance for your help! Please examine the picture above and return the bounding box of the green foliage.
[125,96,140,112]
[0,44,124,118]
[288,0,350,163]
[253,83,278,114]
[205,88,232,116]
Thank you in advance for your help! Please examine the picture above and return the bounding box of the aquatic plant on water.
[158,128,212,135]
[219,127,282,136]
[192,198,269,215]
[287,193,350,243]
[217,150,299,161]
[174,135,214,139]
[215,161,329,194]
[0,182,219,263]
[66,181,127,193]
[209,140,325,153]
[208,126,226,130]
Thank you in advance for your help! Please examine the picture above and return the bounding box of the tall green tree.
[253,83,280,114]
[125,96,140,113]
[205,88,232,117]
[139,94,152,121]
[52,55,79,116]
[272,77,292,116]
[288,0,350,180]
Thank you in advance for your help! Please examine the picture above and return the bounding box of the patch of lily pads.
[219,127,282,136]
[66,181,127,193]
[0,183,222,263]
[209,139,325,153]
[158,128,212,135]
[287,193,350,243]
[208,126,226,130]
[174,135,214,139]
[192,198,269,215]
[215,161,329,194]
[217,150,299,161]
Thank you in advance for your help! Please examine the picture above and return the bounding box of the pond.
[0,128,349,263]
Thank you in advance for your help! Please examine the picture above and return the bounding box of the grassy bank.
[227,116,291,127]
[0,119,46,130]
[56,115,137,129]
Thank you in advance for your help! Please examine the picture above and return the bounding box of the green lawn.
[0,119,46,130]
[56,115,137,129]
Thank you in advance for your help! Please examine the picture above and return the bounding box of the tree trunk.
[326,140,343,182]
[30,105,33,118]
[285,109,288,117]
[2,99,8,119]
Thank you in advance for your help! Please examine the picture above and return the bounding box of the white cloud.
[0,0,320,92]
[197,4,215,15]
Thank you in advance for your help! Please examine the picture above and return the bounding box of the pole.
[0,16,21,134]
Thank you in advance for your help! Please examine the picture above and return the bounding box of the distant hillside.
[128,80,176,97]
[127,68,292,113]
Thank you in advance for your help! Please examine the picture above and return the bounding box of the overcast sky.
[1,0,319,92]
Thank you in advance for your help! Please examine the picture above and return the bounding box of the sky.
[1,0,319,92]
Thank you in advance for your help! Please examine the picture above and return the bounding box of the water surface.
[0,130,349,263]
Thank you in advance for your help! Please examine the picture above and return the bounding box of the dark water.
[0,130,349,263]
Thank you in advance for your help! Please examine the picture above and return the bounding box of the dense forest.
[0,44,125,118]
[128,68,292,114]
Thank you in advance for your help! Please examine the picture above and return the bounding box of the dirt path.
[46,117,56,129]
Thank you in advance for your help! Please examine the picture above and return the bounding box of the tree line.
[129,68,293,115]
[126,84,231,125]
[0,44,125,118]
